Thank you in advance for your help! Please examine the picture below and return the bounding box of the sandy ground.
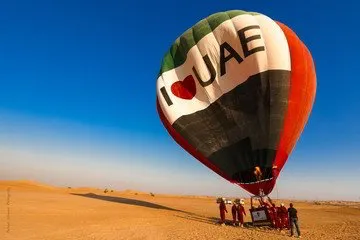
[1,180,360,240]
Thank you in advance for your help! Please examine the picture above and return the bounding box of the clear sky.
[1,0,359,201]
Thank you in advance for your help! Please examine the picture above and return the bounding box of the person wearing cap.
[237,199,246,227]
[219,198,228,225]
[288,203,301,238]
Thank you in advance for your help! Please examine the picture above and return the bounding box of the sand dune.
[0,180,58,191]
[1,180,360,240]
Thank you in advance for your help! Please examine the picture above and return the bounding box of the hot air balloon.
[156,10,316,197]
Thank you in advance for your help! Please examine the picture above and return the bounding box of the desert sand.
[1,180,360,240]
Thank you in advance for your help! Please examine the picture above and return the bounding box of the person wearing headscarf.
[278,203,289,230]
[231,200,238,226]
[219,198,228,225]
[237,199,247,227]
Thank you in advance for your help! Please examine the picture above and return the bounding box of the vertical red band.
[273,22,317,172]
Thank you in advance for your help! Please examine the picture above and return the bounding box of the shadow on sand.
[174,216,289,236]
[71,193,188,213]
[71,193,219,225]
[70,193,288,236]
[175,214,219,225]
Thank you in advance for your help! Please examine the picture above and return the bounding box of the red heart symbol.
[171,75,196,100]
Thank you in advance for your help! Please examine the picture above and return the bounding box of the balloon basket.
[249,195,273,227]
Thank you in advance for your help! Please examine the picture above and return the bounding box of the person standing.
[288,203,301,238]
[270,203,279,229]
[278,203,289,230]
[231,201,238,226]
[237,199,247,227]
[219,198,228,225]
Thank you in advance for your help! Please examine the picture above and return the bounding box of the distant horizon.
[2,178,359,203]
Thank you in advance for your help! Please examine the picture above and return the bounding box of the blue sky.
[1,0,359,201]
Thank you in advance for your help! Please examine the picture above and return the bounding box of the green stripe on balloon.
[158,10,261,76]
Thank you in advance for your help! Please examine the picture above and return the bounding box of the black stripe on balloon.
[160,87,173,106]
[208,139,276,183]
[171,70,291,183]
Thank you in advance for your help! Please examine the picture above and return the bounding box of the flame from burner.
[254,166,263,181]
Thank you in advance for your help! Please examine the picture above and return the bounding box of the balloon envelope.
[156,10,316,196]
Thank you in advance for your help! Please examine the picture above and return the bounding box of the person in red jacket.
[271,203,279,229]
[219,198,228,225]
[278,203,289,230]
[259,197,274,226]
[237,199,247,227]
[231,201,238,226]
[259,198,271,208]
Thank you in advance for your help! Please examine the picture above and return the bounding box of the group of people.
[256,198,290,231]
[218,198,246,227]
[218,197,301,238]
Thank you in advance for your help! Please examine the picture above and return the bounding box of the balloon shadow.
[71,193,221,226]
[175,214,219,225]
[71,193,188,213]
